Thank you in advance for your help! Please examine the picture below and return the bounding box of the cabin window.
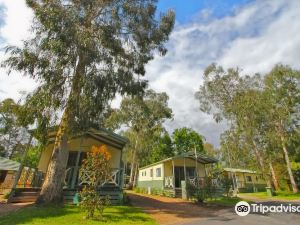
[246,176,252,182]
[150,169,153,177]
[156,168,161,177]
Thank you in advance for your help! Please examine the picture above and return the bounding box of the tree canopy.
[2,0,175,203]
[172,127,204,155]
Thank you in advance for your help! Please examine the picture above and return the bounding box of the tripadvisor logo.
[235,201,250,216]
[235,201,300,216]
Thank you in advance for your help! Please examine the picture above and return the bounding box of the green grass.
[205,196,253,206]
[0,204,157,225]
[239,191,300,201]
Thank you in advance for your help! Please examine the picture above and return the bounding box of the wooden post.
[172,159,175,189]
[119,144,124,188]
[183,157,187,183]
[7,134,33,203]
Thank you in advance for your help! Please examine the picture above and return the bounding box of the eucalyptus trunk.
[269,162,279,191]
[280,135,298,193]
[129,139,138,186]
[133,163,139,188]
[253,141,272,187]
[37,57,84,203]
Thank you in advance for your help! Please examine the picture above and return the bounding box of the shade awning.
[0,157,20,171]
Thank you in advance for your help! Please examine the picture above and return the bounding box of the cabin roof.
[223,168,257,174]
[0,157,20,171]
[46,127,128,150]
[139,151,218,170]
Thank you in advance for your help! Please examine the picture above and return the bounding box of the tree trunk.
[253,141,272,187]
[129,139,138,186]
[37,55,85,203]
[280,135,298,193]
[37,129,69,203]
[269,162,279,191]
[133,163,139,188]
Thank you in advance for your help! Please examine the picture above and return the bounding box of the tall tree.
[148,132,174,163]
[264,65,299,193]
[106,89,173,187]
[172,127,204,155]
[196,64,299,192]
[0,98,29,158]
[2,0,175,203]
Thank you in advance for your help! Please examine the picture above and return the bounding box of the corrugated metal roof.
[0,157,20,171]
[139,152,218,170]
[223,168,257,174]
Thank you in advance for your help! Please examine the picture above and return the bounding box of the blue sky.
[157,0,253,23]
[0,0,300,146]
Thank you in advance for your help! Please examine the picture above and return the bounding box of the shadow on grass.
[0,204,77,225]
[0,204,155,225]
[104,206,154,223]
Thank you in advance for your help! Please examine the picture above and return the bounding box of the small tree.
[78,145,111,219]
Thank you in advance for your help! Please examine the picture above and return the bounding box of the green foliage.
[134,187,174,198]
[78,145,111,219]
[134,187,148,194]
[2,0,175,134]
[219,176,233,197]
[0,98,30,158]
[172,127,204,154]
[11,145,41,168]
[196,63,300,192]
[106,89,173,185]
[79,186,110,219]
[148,132,174,164]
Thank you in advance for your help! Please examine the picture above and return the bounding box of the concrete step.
[11,196,38,203]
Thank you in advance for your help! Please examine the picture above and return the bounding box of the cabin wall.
[225,171,268,192]
[163,158,206,178]
[38,136,122,173]
[138,163,164,189]
[137,158,208,190]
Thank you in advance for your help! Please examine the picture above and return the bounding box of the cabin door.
[174,167,185,188]
[65,151,86,188]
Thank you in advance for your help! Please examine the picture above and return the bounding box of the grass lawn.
[205,196,253,206]
[0,204,157,225]
[239,191,300,201]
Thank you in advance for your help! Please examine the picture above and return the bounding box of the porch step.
[63,187,123,205]
[10,188,41,203]
[175,189,182,198]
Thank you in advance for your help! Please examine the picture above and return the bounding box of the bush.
[79,186,110,219]
[78,145,111,219]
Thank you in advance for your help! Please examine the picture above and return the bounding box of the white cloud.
[0,0,300,147]
[0,0,35,100]
[145,0,300,146]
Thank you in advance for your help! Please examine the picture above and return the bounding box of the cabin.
[0,157,20,195]
[223,168,268,192]
[9,128,128,203]
[137,152,218,198]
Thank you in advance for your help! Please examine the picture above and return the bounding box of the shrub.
[79,186,110,219]
[78,145,111,219]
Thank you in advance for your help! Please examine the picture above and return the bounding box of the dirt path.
[0,202,33,217]
[127,191,229,225]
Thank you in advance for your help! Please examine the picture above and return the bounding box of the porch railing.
[17,167,44,188]
[164,176,174,188]
[64,167,123,188]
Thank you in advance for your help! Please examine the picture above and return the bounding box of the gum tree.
[2,0,175,203]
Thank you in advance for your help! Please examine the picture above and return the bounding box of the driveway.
[128,192,300,225]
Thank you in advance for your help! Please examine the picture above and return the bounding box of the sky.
[0,0,300,147]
